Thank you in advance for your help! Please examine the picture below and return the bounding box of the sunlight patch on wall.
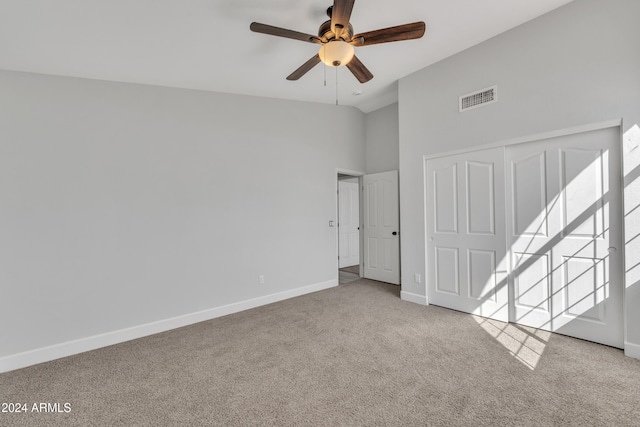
[473,316,551,370]
[623,124,640,282]
[624,124,640,148]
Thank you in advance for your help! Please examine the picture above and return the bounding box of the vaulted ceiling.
[0,0,574,112]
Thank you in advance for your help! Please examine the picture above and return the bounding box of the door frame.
[422,119,625,339]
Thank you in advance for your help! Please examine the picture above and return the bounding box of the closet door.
[426,147,509,321]
[506,127,623,348]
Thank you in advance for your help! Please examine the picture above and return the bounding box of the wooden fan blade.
[287,54,322,80]
[250,22,322,44]
[346,55,373,83]
[331,0,355,36]
[351,21,426,46]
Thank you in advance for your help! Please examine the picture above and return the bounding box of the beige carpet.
[339,271,359,284]
[2,279,640,426]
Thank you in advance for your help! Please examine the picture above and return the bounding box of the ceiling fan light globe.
[319,40,354,67]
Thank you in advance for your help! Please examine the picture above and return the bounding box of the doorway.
[337,170,401,285]
[338,173,361,284]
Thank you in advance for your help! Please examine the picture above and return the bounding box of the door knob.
[392,231,398,236]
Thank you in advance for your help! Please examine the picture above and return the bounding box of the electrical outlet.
[258,275,265,285]
[414,273,421,284]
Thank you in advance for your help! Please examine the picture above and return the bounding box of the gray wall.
[365,103,399,174]
[0,71,365,362]
[398,0,640,354]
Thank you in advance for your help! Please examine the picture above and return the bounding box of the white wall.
[365,103,399,174]
[398,0,640,355]
[0,71,365,368]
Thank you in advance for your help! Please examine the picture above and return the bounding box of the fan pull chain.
[323,45,327,87]
[324,64,327,87]
[335,67,339,106]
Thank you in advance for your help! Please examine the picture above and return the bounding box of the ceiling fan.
[250,0,426,83]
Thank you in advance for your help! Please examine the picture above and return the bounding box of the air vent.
[459,85,497,112]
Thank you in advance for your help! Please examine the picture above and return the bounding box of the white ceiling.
[0,0,574,113]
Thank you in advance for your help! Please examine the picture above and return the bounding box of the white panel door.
[426,147,509,322]
[338,180,360,268]
[363,171,400,284]
[506,127,623,347]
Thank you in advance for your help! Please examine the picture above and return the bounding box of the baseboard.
[625,341,640,360]
[0,279,338,374]
[401,291,427,305]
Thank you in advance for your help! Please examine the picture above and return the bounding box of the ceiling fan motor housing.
[318,20,354,42]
